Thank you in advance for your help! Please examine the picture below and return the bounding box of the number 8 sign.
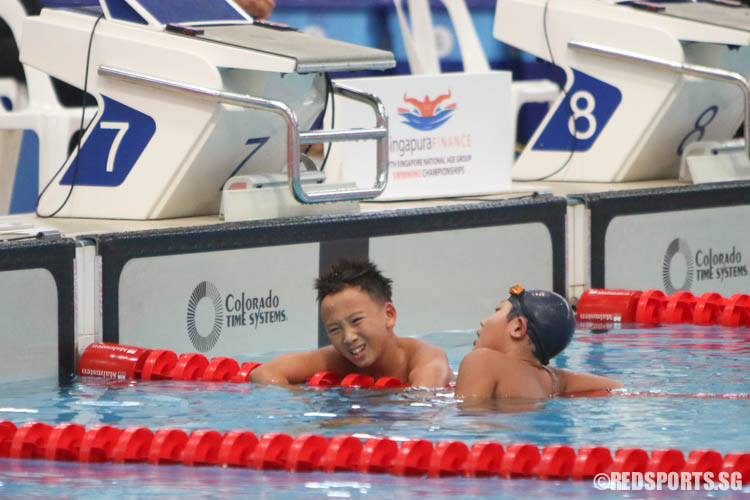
[533,69,621,153]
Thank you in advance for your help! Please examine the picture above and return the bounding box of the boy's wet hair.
[315,259,393,303]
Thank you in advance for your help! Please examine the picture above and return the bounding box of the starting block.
[18,0,395,219]
[494,0,750,182]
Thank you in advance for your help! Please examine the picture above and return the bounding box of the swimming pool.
[1,325,749,498]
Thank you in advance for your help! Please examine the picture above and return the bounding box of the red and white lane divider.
[1,420,748,481]
[77,342,409,388]
[577,289,750,326]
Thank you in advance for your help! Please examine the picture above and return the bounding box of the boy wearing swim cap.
[251,259,452,388]
[455,286,622,401]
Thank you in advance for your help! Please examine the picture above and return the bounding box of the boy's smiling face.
[321,286,396,368]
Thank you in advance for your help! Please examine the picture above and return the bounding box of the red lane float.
[577,288,750,327]
[0,420,18,457]
[321,435,362,473]
[45,423,86,461]
[217,430,258,467]
[2,419,749,483]
[77,344,411,390]
[79,425,123,463]
[463,442,504,477]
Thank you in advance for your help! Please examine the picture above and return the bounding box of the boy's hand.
[235,0,275,19]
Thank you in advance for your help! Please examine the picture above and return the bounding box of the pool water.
[1,325,749,498]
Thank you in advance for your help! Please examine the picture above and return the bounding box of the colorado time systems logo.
[186,281,288,352]
[398,90,456,131]
[662,238,748,293]
[662,239,694,294]
[186,281,224,352]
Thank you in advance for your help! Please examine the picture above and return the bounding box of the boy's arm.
[407,343,453,388]
[250,346,340,385]
[454,349,498,401]
[557,369,623,394]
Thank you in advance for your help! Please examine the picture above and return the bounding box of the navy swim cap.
[507,286,576,365]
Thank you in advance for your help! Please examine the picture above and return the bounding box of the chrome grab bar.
[98,66,389,203]
[568,41,750,160]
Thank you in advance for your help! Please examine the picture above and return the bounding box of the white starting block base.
[222,175,359,222]
[679,140,750,184]
[684,153,750,185]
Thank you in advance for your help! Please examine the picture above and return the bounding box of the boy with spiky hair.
[251,259,452,387]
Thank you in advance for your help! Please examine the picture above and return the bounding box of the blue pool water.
[1,324,749,498]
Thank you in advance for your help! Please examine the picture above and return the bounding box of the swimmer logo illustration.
[663,238,695,294]
[398,90,456,131]
[186,281,223,352]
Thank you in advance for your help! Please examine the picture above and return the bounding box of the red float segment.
[393,439,434,476]
[112,427,154,463]
[721,294,750,328]
[373,377,407,389]
[537,445,576,479]
[647,449,685,474]
[79,425,123,463]
[499,444,540,478]
[463,442,504,477]
[147,428,189,465]
[78,343,153,380]
[322,436,363,473]
[0,420,17,458]
[610,448,649,474]
[661,291,696,324]
[693,293,725,326]
[340,374,375,389]
[203,357,240,382]
[428,441,469,477]
[9,421,53,459]
[308,371,341,387]
[572,446,613,480]
[683,450,723,480]
[230,362,262,383]
[183,430,223,466]
[170,353,209,381]
[722,453,750,484]
[141,350,179,381]
[360,437,398,474]
[252,432,293,470]
[286,434,329,472]
[217,430,258,467]
[635,290,665,324]
[45,423,86,461]
[576,289,642,323]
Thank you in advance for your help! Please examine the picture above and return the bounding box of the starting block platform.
[495,0,750,182]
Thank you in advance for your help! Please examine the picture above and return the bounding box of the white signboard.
[604,205,750,295]
[118,244,320,357]
[0,268,58,383]
[332,72,513,200]
[371,223,554,335]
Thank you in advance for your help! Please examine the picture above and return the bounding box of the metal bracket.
[98,66,389,204]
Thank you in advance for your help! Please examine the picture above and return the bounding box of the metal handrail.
[98,66,389,204]
[568,41,750,160]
